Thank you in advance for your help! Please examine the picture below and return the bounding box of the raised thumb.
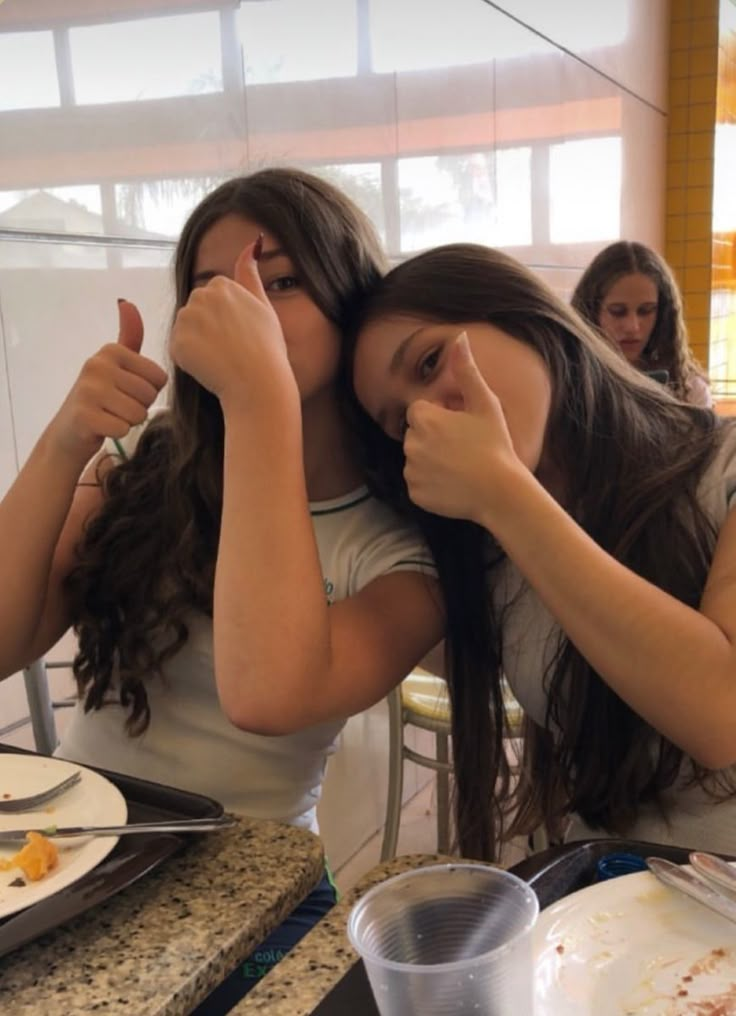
[117,298,144,353]
[233,235,267,300]
[450,331,490,411]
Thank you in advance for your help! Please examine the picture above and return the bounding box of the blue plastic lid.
[596,852,649,881]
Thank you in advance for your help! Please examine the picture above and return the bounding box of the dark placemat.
[310,838,736,1015]
[0,743,223,957]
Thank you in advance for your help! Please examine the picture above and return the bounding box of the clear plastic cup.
[346,863,539,1016]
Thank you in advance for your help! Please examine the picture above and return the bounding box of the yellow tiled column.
[665,0,719,370]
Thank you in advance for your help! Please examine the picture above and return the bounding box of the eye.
[265,275,300,293]
[418,347,441,380]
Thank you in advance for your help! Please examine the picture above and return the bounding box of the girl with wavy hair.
[0,168,443,1005]
[571,239,712,407]
[349,242,736,860]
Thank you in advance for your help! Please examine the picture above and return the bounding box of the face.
[191,213,342,404]
[353,316,552,473]
[597,272,659,365]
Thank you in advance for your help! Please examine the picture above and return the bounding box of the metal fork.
[0,770,82,813]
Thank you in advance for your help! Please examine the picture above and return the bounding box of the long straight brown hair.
[345,242,731,859]
[67,168,386,735]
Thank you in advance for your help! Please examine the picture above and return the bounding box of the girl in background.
[0,168,443,1009]
[350,242,736,860]
[572,240,712,407]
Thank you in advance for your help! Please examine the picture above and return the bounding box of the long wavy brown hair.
[571,240,710,403]
[345,242,734,860]
[66,168,385,735]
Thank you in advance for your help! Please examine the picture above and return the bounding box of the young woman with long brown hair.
[0,168,443,1007]
[349,241,736,860]
[571,240,712,407]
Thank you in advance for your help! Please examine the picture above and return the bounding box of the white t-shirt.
[497,424,736,852]
[57,434,434,832]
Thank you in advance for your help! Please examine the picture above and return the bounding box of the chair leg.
[381,687,405,861]
[23,659,58,756]
[435,730,450,854]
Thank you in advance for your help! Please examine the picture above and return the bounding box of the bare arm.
[483,464,736,769]
[0,302,167,676]
[403,333,736,770]
[169,243,445,733]
[214,405,444,732]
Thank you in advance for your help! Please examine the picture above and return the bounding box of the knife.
[646,856,736,925]
[0,816,236,841]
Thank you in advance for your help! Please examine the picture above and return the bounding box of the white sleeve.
[687,374,713,409]
[347,501,436,596]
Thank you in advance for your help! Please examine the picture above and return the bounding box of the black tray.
[311,838,736,1015]
[507,836,735,909]
[0,743,223,958]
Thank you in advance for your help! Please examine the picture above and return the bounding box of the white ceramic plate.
[534,865,736,1014]
[0,755,127,919]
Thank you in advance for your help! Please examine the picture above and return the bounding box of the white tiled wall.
[0,238,174,733]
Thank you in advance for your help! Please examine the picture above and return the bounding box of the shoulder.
[686,374,713,408]
[698,421,736,517]
[311,488,435,596]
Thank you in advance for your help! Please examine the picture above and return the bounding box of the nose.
[621,313,641,338]
[424,374,464,412]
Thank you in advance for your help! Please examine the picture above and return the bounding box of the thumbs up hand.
[116,297,144,353]
[402,331,519,524]
[169,239,296,415]
[48,299,168,465]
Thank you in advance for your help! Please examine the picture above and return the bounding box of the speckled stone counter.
[236,853,457,1015]
[0,816,324,1016]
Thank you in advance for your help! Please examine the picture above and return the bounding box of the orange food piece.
[0,832,58,881]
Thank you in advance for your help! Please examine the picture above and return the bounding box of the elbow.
[687,735,736,772]
[216,662,313,737]
[225,706,304,737]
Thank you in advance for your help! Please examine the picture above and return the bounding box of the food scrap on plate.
[0,831,59,882]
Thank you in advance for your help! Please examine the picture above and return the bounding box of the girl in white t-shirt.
[0,169,443,1007]
[350,241,736,860]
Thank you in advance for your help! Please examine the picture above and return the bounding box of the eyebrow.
[388,325,429,375]
[191,246,288,286]
[605,301,657,310]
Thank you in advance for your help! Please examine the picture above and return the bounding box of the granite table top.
[0,816,324,1016]
[236,853,459,1015]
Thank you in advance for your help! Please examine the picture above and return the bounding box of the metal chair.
[381,671,528,861]
[381,671,452,861]
[21,657,72,755]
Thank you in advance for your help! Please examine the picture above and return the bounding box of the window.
[70,13,222,105]
[238,0,358,84]
[398,149,532,252]
[0,187,103,233]
[115,177,223,238]
[312,163,385,241]
[549,136,621,243]
[0,31,59,111]
[370,0,550,73]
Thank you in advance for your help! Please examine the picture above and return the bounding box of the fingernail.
[252,233,264,262]
[456,330,470,356]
